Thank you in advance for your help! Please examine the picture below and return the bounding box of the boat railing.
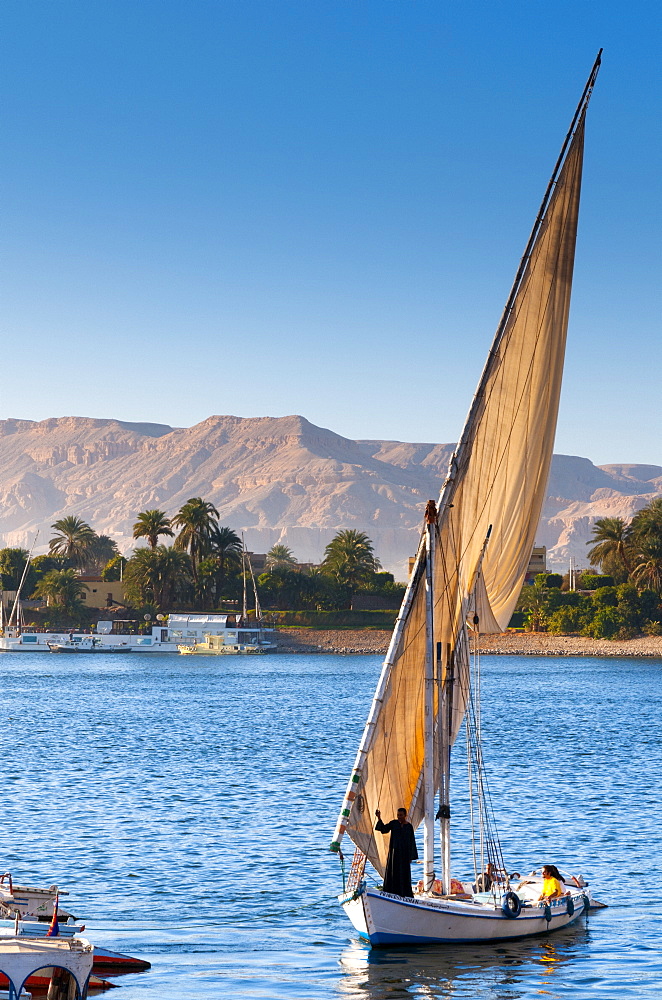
[345,850,367,892]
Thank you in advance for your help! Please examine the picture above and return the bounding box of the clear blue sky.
[1,1,659,465]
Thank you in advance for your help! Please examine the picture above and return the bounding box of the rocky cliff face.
[0,414,658,578]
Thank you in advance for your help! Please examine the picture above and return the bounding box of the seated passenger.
[476,862,503,892]
[537,864,567,903]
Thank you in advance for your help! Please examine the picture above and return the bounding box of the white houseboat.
[0,614,276,654]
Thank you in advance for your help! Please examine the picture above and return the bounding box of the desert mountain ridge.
[0,414,659,579]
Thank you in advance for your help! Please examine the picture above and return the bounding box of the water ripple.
[0,652,659,997]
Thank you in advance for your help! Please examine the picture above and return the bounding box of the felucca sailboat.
[330,53,603,945]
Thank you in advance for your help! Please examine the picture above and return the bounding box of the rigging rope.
[466,603,509,899]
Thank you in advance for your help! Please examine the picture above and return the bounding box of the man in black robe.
[374,807,418,897]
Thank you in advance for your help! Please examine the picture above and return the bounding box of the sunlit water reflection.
[0,651,660,998]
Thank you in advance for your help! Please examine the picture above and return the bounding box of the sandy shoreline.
[276,628,662,658]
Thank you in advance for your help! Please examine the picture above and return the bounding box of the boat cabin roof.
[168,614,236,626]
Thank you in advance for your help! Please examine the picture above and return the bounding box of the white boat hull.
[0,615,276,653]
[47,642,133,653]
[342,888,587,945]
[0,634,181,653]
[178,643,275,655]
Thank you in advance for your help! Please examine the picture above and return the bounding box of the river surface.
[0,651,660,999]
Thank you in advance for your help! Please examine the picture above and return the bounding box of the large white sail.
[332,106,588,876]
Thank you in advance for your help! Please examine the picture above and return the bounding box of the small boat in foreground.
[330,54,605,946]
[0,873,151,982]
[91,946,151,975]
[0,937,97,997]
[0,877,74,923]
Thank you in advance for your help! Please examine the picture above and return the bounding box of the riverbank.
[276,628,662,657]
[276,628,391,655]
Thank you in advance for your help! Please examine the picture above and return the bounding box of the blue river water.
[0,650,660,999]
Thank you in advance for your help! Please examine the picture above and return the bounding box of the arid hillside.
[0,414,659,578]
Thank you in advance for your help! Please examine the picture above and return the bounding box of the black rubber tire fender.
[501,891,522,918]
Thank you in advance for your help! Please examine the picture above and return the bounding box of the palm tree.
[586,517,633,578]
[123,546,192,609]
[623,499,662,594]
[172,498,220,586]
[302,565,339,610]
[133,510,175,550]
[49,516,97,569]
[85,534,120,574]
[322,529,381,591]
[630,497,662,544]
[34,569,88,613]
[631,536,662,594]
[196,556,220,610]
[31,553,70,586]
[210,526,242,599]
[256,565,299,611]
[0,548,35,593]
[266,544,298,569]
[153,546,192,608]
[516,579,549,632]
[123,548,160,607]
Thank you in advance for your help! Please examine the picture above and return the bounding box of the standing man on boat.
[374,808,418,897]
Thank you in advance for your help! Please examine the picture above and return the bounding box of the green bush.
[266,609,397,629]
[547,606,585,635]
[581,607,621,638]
[578,573,614,590]
[546,589,584,612]
[535,573,563,589]
[591,586,618,608]
[102,555,127,581]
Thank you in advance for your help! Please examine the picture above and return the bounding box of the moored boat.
[0,874,151,980]
[0,612,275,653]
[47,637,133,653]
[0,878,74,923]
[90,946,151,975]
[178,543,276,654]
[0,937,96,997]
[178,630,276,655]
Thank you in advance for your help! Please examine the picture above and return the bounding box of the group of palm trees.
[13,501,240,614]
[48,517,119,571]
[255,530,388,611]
[126,501,245,609]
[31,502,387,613]
[587,497,662,593]
[29,517,121,613]
[20,495,662,621]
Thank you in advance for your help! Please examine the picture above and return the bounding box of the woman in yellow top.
[537,864,567,903]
